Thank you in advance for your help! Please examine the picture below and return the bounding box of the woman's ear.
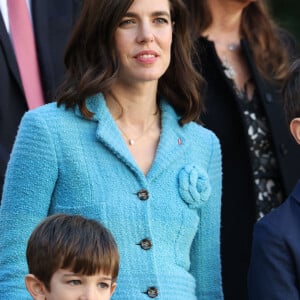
[25,274,47,300]
[290,118,300,144]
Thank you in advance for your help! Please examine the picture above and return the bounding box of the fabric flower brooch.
[178,165,211,209]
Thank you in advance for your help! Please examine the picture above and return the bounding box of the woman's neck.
[203,0,255,96]
[105,81,161,174]
[105,81,159,126]
[203,0,246,45]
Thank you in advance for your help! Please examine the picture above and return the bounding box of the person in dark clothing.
[0,0,81,199]
[184,0,300,299]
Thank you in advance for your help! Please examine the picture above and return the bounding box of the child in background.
[25,214,119,300]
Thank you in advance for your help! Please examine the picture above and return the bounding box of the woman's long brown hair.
[57,0,204,124]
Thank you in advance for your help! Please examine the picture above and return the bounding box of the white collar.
[0,0,32,33]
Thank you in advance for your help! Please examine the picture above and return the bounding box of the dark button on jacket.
[139,238,152,250]
[137,189,149,201]
[146,287,159,298]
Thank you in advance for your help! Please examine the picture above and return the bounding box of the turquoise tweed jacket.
[0,94,223,299]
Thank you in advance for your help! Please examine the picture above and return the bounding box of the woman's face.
[114,0,173,86]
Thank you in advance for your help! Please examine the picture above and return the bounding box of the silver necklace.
[227,43,240,52]
[222,56,236,79]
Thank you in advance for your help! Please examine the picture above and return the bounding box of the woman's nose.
[136,23,154,44]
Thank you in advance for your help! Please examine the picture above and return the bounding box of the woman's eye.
[98,282,110,289]
[154,18,169,24]
[68,280,81,286]
[119,19,135,26]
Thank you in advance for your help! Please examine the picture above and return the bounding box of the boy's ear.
[290,118,300,144]
[25,274,47,300]
[110,282,117,296]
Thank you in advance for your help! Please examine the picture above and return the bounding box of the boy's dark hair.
[282,59,300,124]
[26,214,119,291]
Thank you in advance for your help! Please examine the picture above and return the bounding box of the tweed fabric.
[0,94,223,299]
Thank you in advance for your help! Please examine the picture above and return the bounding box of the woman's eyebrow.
[123,11,171,18]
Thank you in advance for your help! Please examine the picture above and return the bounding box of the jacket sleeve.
[0,110,58,299]
[248,219,300,300]
[190,133,223,299]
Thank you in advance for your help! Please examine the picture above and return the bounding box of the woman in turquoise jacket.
[0,0,223,299]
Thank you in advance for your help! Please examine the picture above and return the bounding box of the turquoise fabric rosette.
[178,165,211,209]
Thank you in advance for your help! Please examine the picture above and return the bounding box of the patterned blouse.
[223,61,284,220]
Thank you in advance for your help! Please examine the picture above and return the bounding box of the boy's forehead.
[56,268,113,279]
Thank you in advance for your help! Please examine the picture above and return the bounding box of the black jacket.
[196,36,300,300]
[248,180,300,300]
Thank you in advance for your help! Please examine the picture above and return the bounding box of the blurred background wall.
[271,0,300,42]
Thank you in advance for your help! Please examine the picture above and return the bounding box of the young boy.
[25,214,119,300]
[248,59,300,299]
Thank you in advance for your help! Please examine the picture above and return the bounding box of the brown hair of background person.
[185,0,293,82]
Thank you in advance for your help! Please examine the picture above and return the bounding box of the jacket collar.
[291,180,300,204]
[75,93,186,182]
[0,12,22,88]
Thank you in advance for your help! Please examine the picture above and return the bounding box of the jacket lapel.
[291,180,300,204]
[82,94,145,179]
[147,101,185,182]
[76,94,185,182]
[0,11,23,89]
[31,0,54,101]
